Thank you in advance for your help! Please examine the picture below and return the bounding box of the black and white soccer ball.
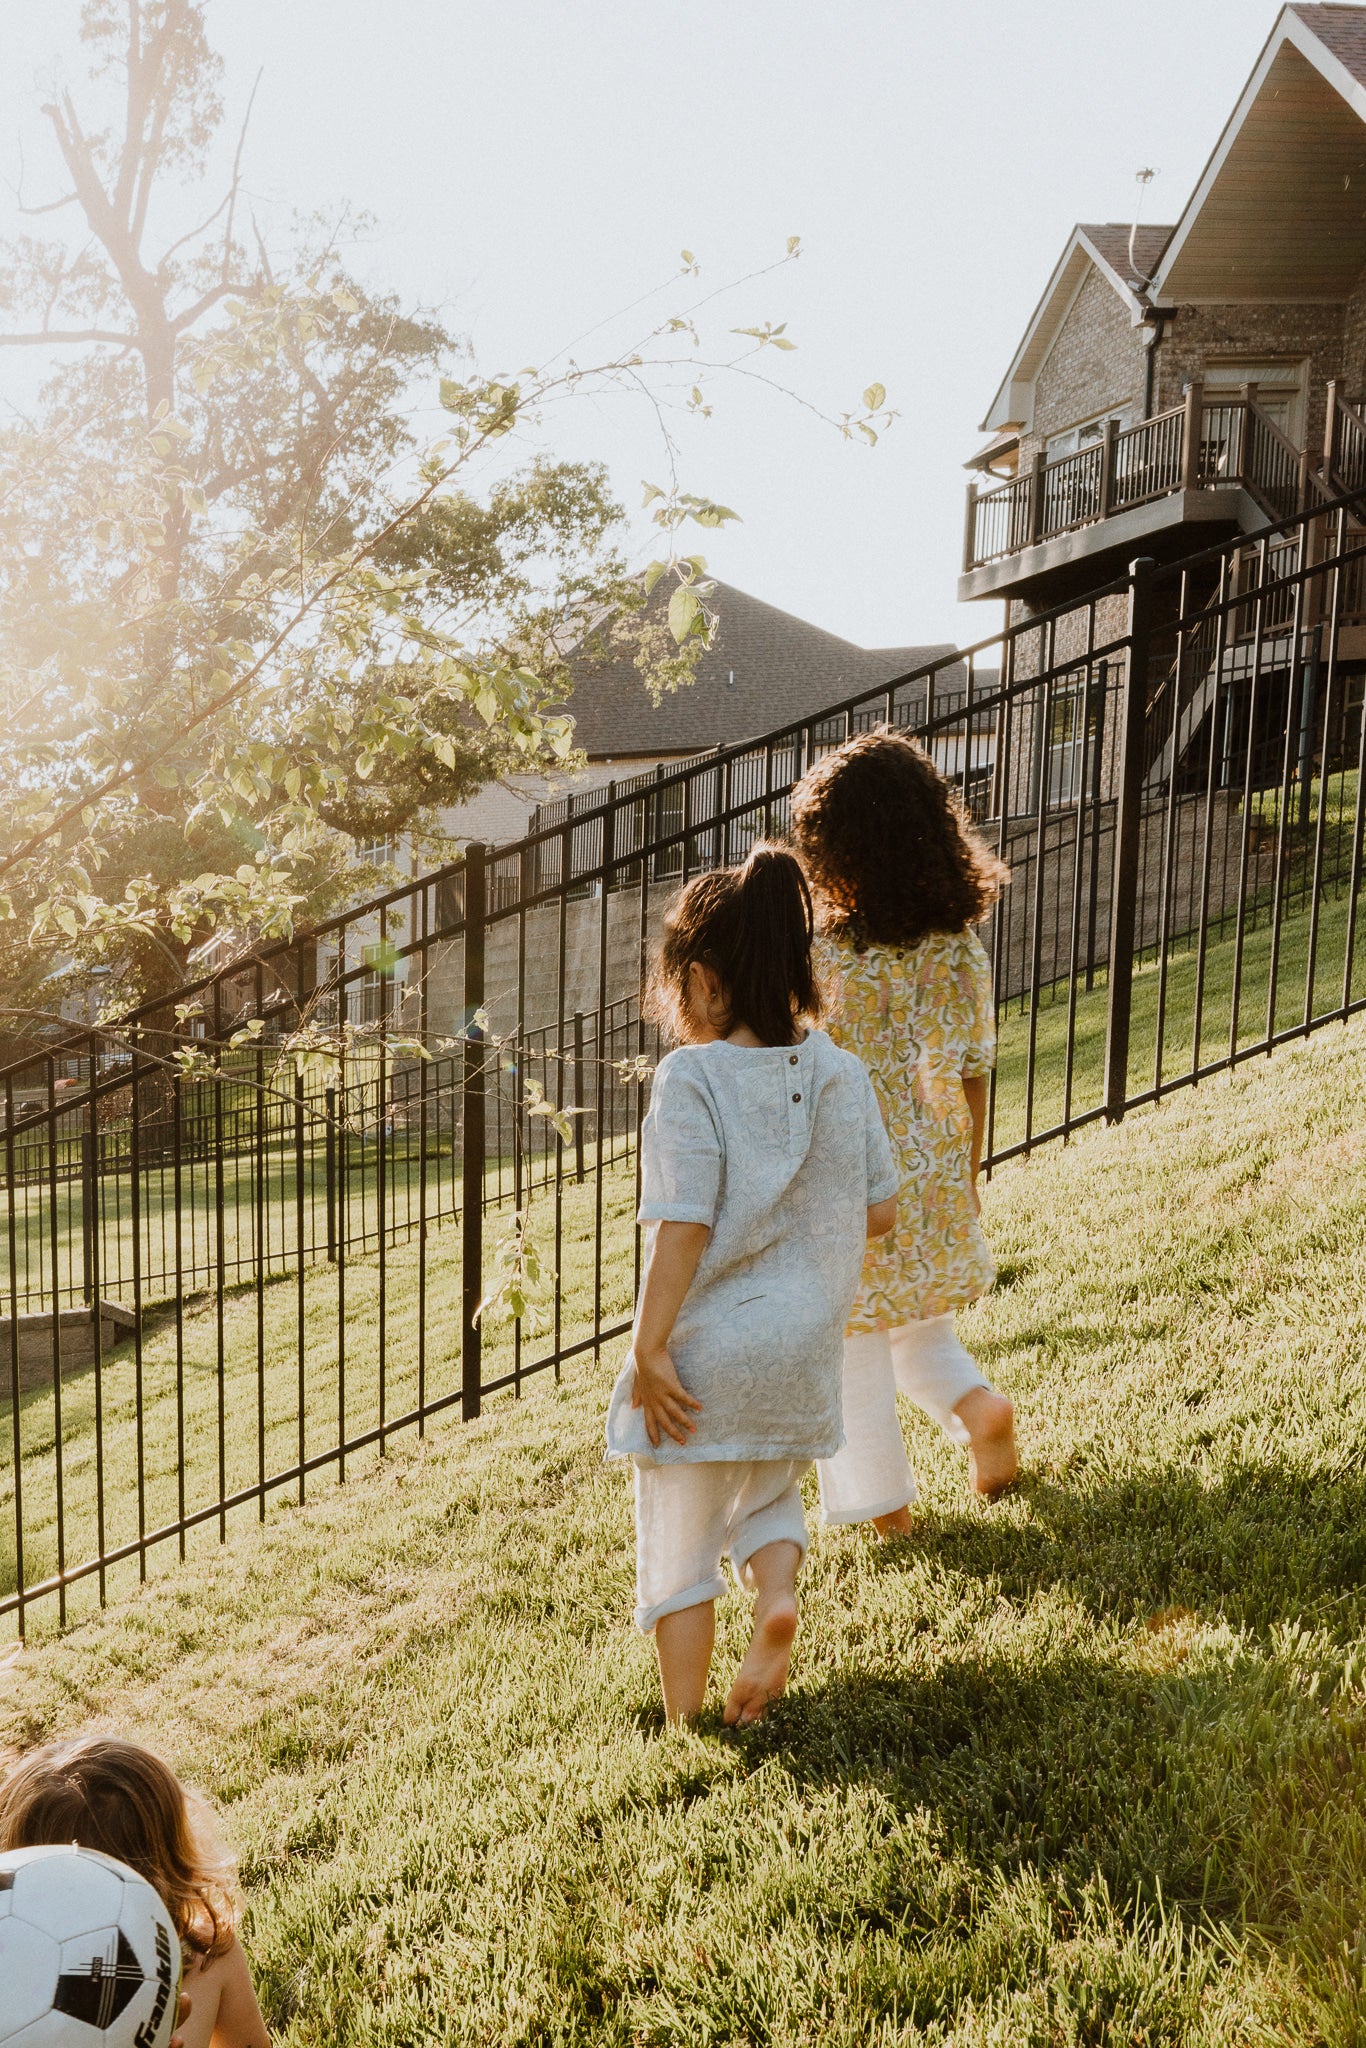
[0,1845,181,2047]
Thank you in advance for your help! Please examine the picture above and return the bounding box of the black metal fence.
[4,491,1366,1632]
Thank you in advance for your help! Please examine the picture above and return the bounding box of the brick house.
[959,1,1366,817]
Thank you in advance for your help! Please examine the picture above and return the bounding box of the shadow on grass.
[875,1462,1366,1634]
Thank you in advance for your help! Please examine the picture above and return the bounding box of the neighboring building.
[445,577,983,845]
[960,2,1366,616]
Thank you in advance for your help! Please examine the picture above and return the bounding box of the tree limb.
[0,329,135,346]
[170,278,260,334]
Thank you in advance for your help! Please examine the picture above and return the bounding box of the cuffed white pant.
[816,1316,990,1525]
[633,1458,810,1633]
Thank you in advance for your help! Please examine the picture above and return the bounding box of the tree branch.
[170,278,260,334]
[221,69,262,281]
[18,192,80,217]
[0,328,134,346]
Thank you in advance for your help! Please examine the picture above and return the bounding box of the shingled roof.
[563,579,960,758]
[1077,223,1174,288]
[1289,2,1366,87]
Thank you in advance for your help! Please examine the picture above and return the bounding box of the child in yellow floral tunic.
[791,729,1019,1528]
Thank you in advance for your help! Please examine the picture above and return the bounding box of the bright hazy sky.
[2,1,1284,652]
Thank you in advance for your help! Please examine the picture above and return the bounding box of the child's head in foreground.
[0,1735,236,1958]
[790,728,1008,949]
[647,841,821,1047]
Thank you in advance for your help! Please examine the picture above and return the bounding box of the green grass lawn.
[0,1154,640,1617]
[991,869,1366,1152]
[3,1017,1366,2043]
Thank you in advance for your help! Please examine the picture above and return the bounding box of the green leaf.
[787,234,802,255]
[642,560,667,596]
[863,382,886,411]
[668,584,702,645]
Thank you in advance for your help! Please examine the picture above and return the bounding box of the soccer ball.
[0,1845,181,2046]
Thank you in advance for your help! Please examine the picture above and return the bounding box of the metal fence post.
[324,1086,337,1263]
[1104,558,1156,1122]
[572,1010,586,1185]
[1297,622,1323,832]
[460,843,486,1421]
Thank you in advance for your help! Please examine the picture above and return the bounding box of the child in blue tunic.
[606,844,898,1725]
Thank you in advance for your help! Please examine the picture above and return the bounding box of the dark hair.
[646,842,821,1047]
[790,728,1008,949]
[0,1736,238,1958]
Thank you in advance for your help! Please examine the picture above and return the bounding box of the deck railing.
[965,384,1325,571]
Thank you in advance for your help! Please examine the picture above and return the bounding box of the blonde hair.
[0,1736,238,1958]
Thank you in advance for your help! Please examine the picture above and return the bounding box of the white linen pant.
[816,1315,990,1524]
[633,1458,810,1633]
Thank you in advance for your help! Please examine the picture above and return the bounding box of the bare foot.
[872,1504,915,1540]
[962,1391,1018,1498]
[722,1594,797,1726]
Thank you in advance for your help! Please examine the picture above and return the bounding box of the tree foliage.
[0,0,893,1036]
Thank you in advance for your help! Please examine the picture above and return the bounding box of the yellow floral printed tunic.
[816,926,997,1329]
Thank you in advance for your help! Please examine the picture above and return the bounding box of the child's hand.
[631,1346,703,1447]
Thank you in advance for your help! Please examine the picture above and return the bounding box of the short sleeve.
[638,1057,722,1226]
[960,933,997,1078]
[861,1068,899,1205]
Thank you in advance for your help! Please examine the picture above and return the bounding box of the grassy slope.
[4,1021,1366,2043]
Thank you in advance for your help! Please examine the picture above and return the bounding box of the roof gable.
[981,223,1172,433]
[1153,4,1366,301]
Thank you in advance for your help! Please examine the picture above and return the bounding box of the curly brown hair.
[790,728,1008,948]
[0,1736,238,1958]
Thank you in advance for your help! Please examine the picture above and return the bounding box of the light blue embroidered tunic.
[605,1029,898,1465]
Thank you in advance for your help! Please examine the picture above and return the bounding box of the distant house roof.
[563,579,963,758]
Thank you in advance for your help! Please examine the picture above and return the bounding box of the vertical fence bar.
[1264,526,1309,1050]
[87,1039,106,1600]
[336,1036,347,1482]
[6,1075,24,1636]
[1190,555,1231,1077]
[572,1011,586,1185]
[213,986,227,1540]
[1105,558,1155,1122]
[46,1059,67,1624]
[592,798,615,1359]
[324,1085,337,1263]
[417,883,430,1433]
[295,1068,307,1504]
[461,844,486,1422]
[172,1067,185,1561]
[376,1028,388,1453]
[253,971,267,1518]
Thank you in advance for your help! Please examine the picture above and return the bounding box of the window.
[1046,406,1134,463]
[355,837,395,867]
[1202,361,1306,446]
[1042,675,1102,807]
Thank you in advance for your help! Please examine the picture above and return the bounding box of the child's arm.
[962,1071,988,1214]
[867,1197,897,1238]
[199,1934,271,2048]
[631,1221,710,1447]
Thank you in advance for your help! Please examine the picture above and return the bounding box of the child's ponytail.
[647,841,822,1047]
